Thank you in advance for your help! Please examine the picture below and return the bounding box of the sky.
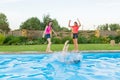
[0,0,120,30]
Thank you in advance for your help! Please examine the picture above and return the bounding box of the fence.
[7,29,118,39]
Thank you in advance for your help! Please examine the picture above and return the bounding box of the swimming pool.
[0,52,120,80]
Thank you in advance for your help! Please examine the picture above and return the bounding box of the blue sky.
[0,0,120,30]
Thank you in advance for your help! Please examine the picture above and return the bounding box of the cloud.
[0,0,23,4]
[95,0,120,6]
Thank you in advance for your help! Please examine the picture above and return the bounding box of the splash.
[60,40,82,64]
[44,40,82,64]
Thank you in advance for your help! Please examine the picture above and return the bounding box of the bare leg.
[62,40,69,57]
[74,39,79,52]
[63,40,69,51]
[73,39,76,51]
[46,38,52,52]
[73,39,79,52]
[65,44,69,52]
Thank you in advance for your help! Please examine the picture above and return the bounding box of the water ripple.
[0,53,120,80]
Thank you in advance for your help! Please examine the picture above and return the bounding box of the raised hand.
[68,20,71,27]
[77,18,81,27]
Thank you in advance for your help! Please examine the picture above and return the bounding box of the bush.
[52,37,62,44]
[25,40,36,45]
[115,35,120,43]
[108,35,120,43]
[88,36,110,44]
[36,38,46,44]
[78,36,88,44]
[89,36,102,43]
[61,36,73,44]
[3,36,28,45]
[2,34,118,45]
[19,36,28,42]
[4,36,20,45]
[3,36,12,44]
[100,37,110,44]
[0,34,5,45]
[108,35,116,40]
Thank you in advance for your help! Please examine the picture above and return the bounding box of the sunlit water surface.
[0,52,120,80]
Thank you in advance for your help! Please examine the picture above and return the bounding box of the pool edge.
[0,50,120,54]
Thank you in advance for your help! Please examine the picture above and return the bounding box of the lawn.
[0,44,120,52]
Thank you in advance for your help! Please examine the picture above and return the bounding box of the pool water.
[0,52,120,80]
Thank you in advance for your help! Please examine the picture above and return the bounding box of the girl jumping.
[68,18,81,52]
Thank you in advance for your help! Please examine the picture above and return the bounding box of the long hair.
[47,21,53,26]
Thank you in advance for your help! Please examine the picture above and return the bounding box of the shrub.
[0,34,5,45]
[3,36,28,45]
[36,38,46,44]
[115,35,120,43]
[61,36,73,44]
[25,40,36,45]
[100,37,110,44]
[52,37,62,44]
[6,36,21,45]
[108,35,116,40]
[3,36,13,44]
[108,35,120,43]
[78,36,88,44]
[19,36,28,42]
[88,36,110,44]
[89,36,102,43]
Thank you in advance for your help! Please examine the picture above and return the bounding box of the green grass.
[0,44,120,52]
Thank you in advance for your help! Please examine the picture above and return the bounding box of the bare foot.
[47,50,53,53]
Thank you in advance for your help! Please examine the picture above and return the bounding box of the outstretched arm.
[52,28,57,36]
[68,20,72,27]
[77,18,81,27]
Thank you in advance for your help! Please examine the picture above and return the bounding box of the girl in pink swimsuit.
[68,18,81,52]
[43,21,57,52]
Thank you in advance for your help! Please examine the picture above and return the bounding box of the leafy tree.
[52,19,61,31]
[20,17,41,30]
[41,14,61,31]
[109,24,120,31]
[98,23,120,31]
[98,24,108,30]
[39,15,52,30]
[43,15,51,26]
[0,13,10,32]
[20,14,61,31]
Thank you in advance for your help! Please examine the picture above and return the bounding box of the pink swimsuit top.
[45,26,51,34]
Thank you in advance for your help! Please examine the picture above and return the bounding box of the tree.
[20,17,41,30]
[20,15,62,31]
[98,24,108,30]
[40,15,52,30]
[0,13,10,32]
[52,19,61,31]
[109,24,120,31]
[98,23,120,31]
[41,14,61,31]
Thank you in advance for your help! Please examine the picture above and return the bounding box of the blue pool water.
[0,52,120,80]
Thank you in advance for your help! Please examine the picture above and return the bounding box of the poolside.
[0,50,120,54]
